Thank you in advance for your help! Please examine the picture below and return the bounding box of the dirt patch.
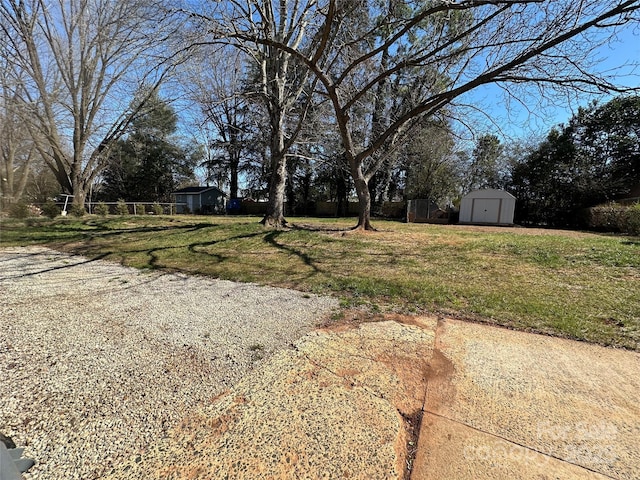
[402,409,424,480]
[320,309,439,332]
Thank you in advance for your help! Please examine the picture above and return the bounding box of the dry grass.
[1,215,638,349]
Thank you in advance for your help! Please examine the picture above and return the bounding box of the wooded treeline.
[1,0,639,229]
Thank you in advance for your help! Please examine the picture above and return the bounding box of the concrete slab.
[107,318,436,479]
[412,319,640,479]
[106,315,640,480]
[413,413,609,479]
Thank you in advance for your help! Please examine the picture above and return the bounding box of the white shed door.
[472,199,500,223]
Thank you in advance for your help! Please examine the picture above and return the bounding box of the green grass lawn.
[1,214,638,350]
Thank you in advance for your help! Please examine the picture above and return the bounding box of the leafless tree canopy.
[191,0,639,228]
[180,0,322,226]
[0,0,182,206]
[1,0,638,224]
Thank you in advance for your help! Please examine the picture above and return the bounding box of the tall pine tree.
[101,91,201,203]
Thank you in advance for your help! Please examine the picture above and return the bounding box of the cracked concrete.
[106,317,436,479]
[106,315,640,480]
[412,319,640,480]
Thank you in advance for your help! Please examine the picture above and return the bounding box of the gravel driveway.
[0,246,337,479]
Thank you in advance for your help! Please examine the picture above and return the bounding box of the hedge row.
[584,203,640,235]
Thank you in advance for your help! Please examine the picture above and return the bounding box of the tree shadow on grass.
[263,229,322,275]
[1,219,218,248]
[93,230,268,271]
[9,221,226,272]
[171,231,268,269]
[288,221,353,233]
[5,221,333,286]
[80,221,216,239]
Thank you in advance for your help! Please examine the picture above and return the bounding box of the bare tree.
[182,47,259,199]
[183,0,319,226]
[0,56,37,208]
[0,0,180,209]
[216,0,640,229]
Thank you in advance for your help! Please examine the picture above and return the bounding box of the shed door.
[472,198,500,223]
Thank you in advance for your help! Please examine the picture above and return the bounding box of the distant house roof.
[172,186,226,196]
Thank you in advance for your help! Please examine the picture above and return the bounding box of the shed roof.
[462,189,515,200]
[172,186,225,196]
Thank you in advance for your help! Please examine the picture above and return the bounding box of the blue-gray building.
[172,186,226,214]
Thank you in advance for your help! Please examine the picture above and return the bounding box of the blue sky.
[461,23,640,141]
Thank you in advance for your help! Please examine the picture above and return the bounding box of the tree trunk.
[230,159,239,199]
[261,149,288,228]
[352,165,374,230]
[70,160,87,210]
[72,183,86,210]
[259,47,290,229]
[368,171,381,216]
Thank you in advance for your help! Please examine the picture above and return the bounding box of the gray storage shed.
[173,186,226,214]
[459,189,515,225]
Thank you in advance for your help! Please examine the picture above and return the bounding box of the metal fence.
[81,202,177,215]
[406,199,449,223]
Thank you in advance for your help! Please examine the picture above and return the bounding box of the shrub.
[626,203,640,236]
[70,204,86,217]
[152,203,164,215]
[587,203,640,235]
[586,204,625,232]
[134,203,145,215]
[41,201,61,219]
[94,202,109,216]
[8,202,30,219]
[115,199,129,215]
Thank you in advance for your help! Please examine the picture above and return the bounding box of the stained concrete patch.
[107,319,436,479]
[413,319,640,479]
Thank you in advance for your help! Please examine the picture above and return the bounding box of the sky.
[462,23,640,142]
[174,9,640,168]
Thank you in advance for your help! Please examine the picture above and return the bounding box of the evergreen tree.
[509,95,640,227]
[403,121,462,207]
[465,134,505,193]
[100,92,201,203]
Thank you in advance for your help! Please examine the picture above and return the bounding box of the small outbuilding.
[459,189,515,226]
[172,186,226,214]
[406,199,448,223]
